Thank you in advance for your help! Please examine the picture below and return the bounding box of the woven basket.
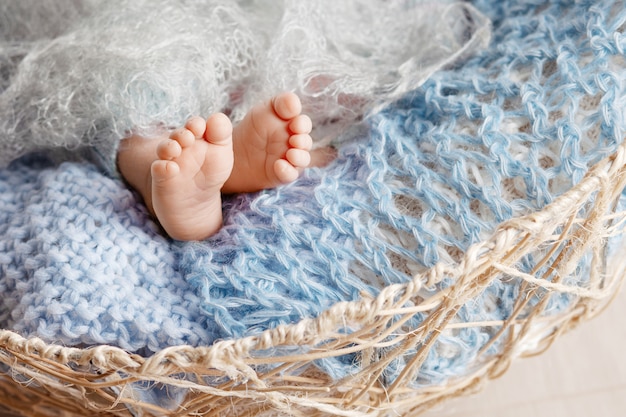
[3,0,626,415]
[0,136,625,416]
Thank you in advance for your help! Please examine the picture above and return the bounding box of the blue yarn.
[0,0,625,407]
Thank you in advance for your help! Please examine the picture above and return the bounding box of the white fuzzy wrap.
[0,0,490,168]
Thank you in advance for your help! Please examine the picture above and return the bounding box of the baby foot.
[150,114,234,240]
[222,92,314,194]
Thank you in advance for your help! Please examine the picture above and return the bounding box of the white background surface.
[422,285,626,417]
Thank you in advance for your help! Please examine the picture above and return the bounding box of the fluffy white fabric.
[0,0,490,168]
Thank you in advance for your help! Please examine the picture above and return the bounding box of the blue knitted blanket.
[1,0,625,401]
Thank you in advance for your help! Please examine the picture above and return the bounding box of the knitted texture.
[0,0,625,404]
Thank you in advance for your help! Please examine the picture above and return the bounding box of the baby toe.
[289,134,313,151]
[272,92,302,120]
[204,113,233,145]
[286,148,311,168]
[273,159,300,184]
[151,160,180,182]
[157,138,182,160]
[170,128,196,148]
[185,116,208,138]
[288,114,312,134]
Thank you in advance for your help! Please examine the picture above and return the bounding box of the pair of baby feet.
[147,92,317,240]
